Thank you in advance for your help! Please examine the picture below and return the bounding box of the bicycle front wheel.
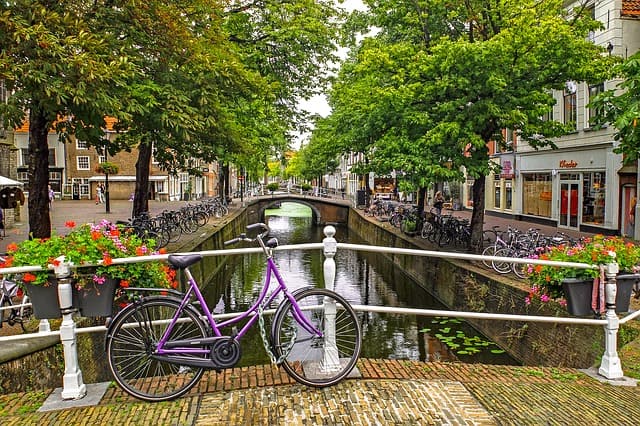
[272,288,361,387]
[106,297,208,402]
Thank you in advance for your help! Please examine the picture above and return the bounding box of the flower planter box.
[24,276,117,319]
[562,274,639,316]
[76,278,118,317]
[24,278,79,319]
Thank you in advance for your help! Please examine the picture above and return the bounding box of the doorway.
[559,178,580,229]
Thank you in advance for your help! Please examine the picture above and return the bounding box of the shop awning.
[0,175,24,187]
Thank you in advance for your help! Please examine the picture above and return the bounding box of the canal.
[203,202,517,367]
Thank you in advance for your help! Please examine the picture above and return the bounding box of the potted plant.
[95,161,119,175]
[526,235,640,315]
[266,182,279,196]
[5,220,177,318]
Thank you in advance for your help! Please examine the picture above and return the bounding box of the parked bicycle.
[105,223,362,401]
[0,255,35,333]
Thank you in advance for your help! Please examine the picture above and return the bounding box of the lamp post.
[103,143,111,214]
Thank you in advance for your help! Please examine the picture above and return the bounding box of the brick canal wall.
[347,208,605,368]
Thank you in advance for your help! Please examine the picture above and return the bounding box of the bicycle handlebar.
[224,223,271,246]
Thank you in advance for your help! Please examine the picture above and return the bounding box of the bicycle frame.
[155,254,323,357]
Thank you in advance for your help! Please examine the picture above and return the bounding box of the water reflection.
[204,202,517,366]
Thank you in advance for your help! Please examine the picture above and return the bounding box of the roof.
[14,117,118,133]
[623,0,640,17]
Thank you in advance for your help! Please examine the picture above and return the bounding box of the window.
[98,155,106,163]
[564,82,577,129]
[588,83,604,128]
[522,174,552,218]
[77,156,90,170]
[494,181,501,208]
[20,148,28,166]
[582,172,606,225]
[76,140,88,149]
[48,149,56,166]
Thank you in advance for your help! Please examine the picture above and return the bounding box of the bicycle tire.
[272,288,361,387]
[420,221,434,239]
[0,294,9,327]
[492,248,514,274]
[17,295,37,333]
[481,245,499,269]
[106,297,208,402]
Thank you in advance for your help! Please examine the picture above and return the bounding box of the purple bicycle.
[105,223,362,401]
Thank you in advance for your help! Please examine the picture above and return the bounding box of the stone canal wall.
[347,208,607,368]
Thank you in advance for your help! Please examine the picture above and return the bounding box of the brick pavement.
[2,360,640,425]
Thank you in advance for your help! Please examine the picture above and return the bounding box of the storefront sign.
[559,160,578,168]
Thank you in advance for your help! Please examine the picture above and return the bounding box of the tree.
[322,0,614,251]
[0,1,135,238]
[590,51,640,161]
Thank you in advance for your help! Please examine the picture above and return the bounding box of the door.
[622,186,636,237]
[559,180,580,229]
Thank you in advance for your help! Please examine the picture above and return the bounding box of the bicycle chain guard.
[210,337,241,369]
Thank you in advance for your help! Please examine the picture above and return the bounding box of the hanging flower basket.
[95,161,119,175]
[23,276,79,319]
[75,276,119,317]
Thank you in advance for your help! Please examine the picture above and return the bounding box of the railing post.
[322,225,341,371]
[53,257,87,400]
[599,262,623,380]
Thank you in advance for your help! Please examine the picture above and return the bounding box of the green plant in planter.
[266,182,279,194]
[301,183,312,192]
[526,235,640,302]
[5,220,177,292]
[95,161,119,175]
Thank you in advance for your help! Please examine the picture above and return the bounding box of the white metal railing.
[0,226,633,399]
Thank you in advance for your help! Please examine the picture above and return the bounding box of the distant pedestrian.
[48,185,55,209]
[98,183,106,204]
[433,191,445,216]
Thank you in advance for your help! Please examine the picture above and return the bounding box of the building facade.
[487,0,640,236]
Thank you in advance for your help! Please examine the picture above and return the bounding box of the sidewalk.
[0,199,198,254]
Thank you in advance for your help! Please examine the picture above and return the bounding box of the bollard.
[599,262,624,379]
[52,257,87,400]
[321,225,341,372]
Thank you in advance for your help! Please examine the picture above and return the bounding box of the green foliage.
[266,182,279,193]
[95,162,119,175]
[5,221,175,290]
[317,0,614,251]
[590,51,640,162]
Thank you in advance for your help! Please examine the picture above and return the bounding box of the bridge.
[245,193,352,225]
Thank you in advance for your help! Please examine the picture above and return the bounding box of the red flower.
[91,231,101,240]
[120,280,130,288]
[110,229,120,237]
[22,273,37,283]
[7,243,18,253]
[102,255,113,266]
[65,221,76,228]
[50,259,61,267]
[158,248,167,254]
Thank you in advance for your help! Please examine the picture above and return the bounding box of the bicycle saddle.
[168,254,203,269]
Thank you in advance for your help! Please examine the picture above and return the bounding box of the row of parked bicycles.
[118,197,229,249]
[366,200,472,248]
[364,199,585,279]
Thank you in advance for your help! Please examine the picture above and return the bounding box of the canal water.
[203,202,517,367]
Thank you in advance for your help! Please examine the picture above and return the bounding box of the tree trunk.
[132,141,152,217]
[27,106,52,239]
[470,178,486,253]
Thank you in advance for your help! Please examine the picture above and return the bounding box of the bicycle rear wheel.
[272,288,361,387]
[106,297,208,402]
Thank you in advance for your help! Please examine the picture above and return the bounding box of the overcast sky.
[295,0,367,147]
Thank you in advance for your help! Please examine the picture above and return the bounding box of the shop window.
[522,174,552,218]
[582,172,606,225]
[494,182,501,209]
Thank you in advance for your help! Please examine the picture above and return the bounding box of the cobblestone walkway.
[2,360,640,425]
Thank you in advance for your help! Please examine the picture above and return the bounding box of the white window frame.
[77,156,90,170]
[76,140,88,149]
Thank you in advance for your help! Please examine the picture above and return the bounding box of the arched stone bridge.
[245,194,351,225]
